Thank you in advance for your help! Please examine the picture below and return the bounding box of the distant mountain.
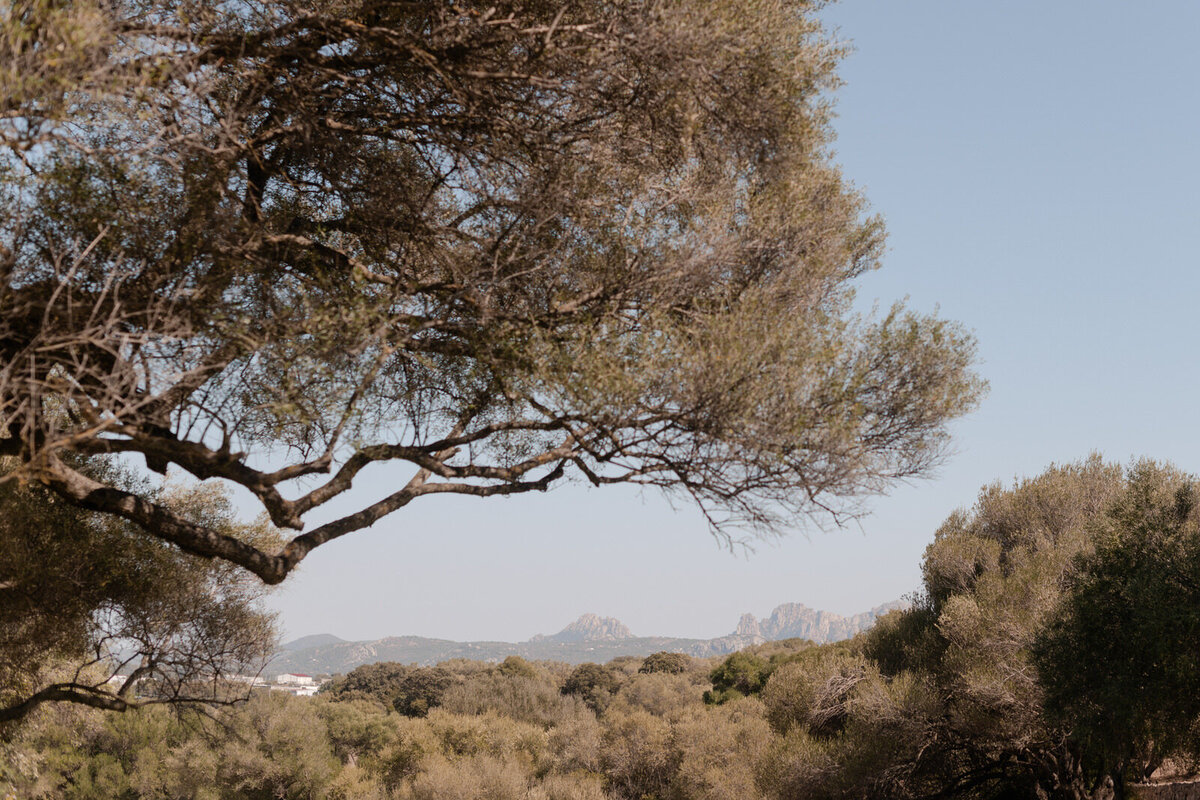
[266,601,906,676]
[733,601,907,645]
[280,633,347,652]
[530,614,634,643]
[734,613,762,637]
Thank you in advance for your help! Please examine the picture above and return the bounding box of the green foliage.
[0,694,343,799]
[760,648,869,737]
[1036,462,1200,782]
[561,664,621,714]
[609,673,702,720]
[441,672,586,729]
[495,657,537,680]
[393,669,456,719]
[703,639,820,706]
[638,652,691,675]
[754,456,1200,798]
[316,662,462,719]
[324,664,413,707]
[0,457,279,723]
[704,652,771,704]
[860,605,942,677]
[749,457,1165,798]
[218,692,342,800]
[315,699,398,770]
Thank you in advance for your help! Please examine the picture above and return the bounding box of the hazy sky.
[267,1,1200,644]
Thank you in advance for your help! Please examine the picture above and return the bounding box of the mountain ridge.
[271,600,905,676]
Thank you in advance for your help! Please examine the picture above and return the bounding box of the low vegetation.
[5,457,1200,799]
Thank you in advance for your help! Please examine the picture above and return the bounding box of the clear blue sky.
[267,1,1200,644]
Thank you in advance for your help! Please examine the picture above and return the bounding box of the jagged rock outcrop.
[731,601,906,643]
[734,613,763,637]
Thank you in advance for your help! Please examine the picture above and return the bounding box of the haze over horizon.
[267,0,1200,644]
[280,601,907,648]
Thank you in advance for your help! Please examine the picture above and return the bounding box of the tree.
[0,455,278,724]
[868,457,1129,798]
[562,663,620,714]
[1035,463,1200,792]
[392,667,455,718]
[2,0,980,713]
[324,663,416,707]
[638,652,690,675]
[704,652,771,704]
[754,457,1200,799]
[753,457,1130,799]
[495,657,538,680]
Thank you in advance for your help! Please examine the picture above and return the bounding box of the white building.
[275,673,316,686]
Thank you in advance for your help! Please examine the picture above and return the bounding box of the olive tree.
[2,0,980,714]
[1036,463,1200,791]
[638,652,690,675]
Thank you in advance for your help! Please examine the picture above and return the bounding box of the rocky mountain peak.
[532,613,634,643]
[734,613,762,637]
[730,600,906,643]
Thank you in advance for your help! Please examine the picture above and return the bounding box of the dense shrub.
[496,656,538,680]
[1036,463,1200,784]
[393,668,456,718]
[538,771,610,800]
[672,702,772,800]
[547,712,605,776]
[325,663,414,704]
[704,652,770,704]
[638,652,691,675]
[400,753,532,800]
[441,672,587,728]
[759,649,868,736]
[315,698,398,768]
[609,673,701,720]
[562,663,621,714]
[598,710,678,800]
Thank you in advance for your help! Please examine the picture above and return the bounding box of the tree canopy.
[2,0,980,716]
[1036,463,1200,788]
